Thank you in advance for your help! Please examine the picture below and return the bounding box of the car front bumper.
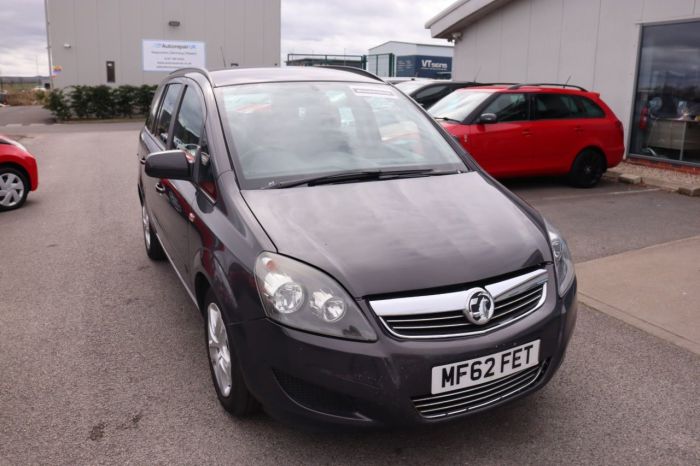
[230,279,577,429]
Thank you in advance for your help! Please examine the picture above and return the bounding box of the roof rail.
[315,65,385,82]
[169,67,212,83]
[507,83,587,91]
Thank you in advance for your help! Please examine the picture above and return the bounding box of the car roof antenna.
[473,66,481,82]
[564,75,571,87]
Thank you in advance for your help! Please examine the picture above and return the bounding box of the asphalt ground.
[1,125,699,465]
[0,105,54,126]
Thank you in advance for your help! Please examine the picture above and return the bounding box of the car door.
[529,93,582,173]
[141,81,194,275]
[466,92,532,177]
[140,82,182,256]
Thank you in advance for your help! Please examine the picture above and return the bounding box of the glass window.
[395,80,434,95]
[428,89,493,122]
[217,82,467,189]
[155,83,182,145]
[631,20,700,164]
[484,93,528,122]
[414,85,448,100]
[172,86,205,156]
[146,86,164,134]
[533,94,572,119]
[575,96,605,118]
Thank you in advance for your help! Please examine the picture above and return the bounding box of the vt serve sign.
[143,40,206,72]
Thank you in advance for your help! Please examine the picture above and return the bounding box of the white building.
[367,41,453,78]
[426,0,700,168]
[46,0,281,88]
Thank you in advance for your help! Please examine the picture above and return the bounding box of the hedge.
[43,84,157,121]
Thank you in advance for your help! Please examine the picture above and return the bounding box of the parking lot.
[1,123,699,464]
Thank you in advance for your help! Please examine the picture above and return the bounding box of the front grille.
[369,269,548,339]
[412,360,549,419]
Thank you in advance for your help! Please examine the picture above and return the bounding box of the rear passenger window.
[575,96,606,118]
[155,83,182,145]
[534,94,573,119]
[483,93,528,122]
[414,85,448,101]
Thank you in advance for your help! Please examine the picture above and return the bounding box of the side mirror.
[479,113,498,124]
[145,149,191,180]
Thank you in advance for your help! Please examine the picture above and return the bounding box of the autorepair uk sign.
[142,40,206,72]
[396,55,452,78]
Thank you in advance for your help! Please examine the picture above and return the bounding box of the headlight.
[254,252,377,341]
[545,220,575,296]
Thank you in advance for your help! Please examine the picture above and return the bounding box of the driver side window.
[171,85,217,199]
[483,93,528,122]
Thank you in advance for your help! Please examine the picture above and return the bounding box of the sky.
[0,0,454,77]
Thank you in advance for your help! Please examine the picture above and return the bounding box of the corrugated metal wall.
[47,0,281,87]
[450,0,700,145]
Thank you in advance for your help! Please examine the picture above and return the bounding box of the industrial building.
[45,0,280,88]
[426,0,700,168]
[367,41,453,78]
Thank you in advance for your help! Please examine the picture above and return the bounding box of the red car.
[0,135,38,211]
[429,84,624,187]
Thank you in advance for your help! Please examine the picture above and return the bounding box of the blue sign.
[396,55,452,78]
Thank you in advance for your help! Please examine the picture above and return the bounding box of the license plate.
[431,340,540,394]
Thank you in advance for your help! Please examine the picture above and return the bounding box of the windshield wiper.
[264,168,460,189]
[434,116,462,124]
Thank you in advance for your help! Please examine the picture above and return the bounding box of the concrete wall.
[447,0,700,147]
[47,0,281,88]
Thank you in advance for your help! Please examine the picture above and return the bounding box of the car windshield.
[217,82,467,189]
[428,89,494,122]
[394,80,434,94]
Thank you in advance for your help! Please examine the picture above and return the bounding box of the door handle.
[155,182,166,194]
[522,129,532,136]
[574,126,583,133]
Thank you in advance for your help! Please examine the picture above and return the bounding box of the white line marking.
[538,188,661,202]
[29,123,48,126]
[3,123,22,127]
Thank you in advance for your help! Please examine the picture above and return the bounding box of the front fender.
[192,247,265,324]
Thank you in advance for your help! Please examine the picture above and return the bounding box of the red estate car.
[429,84,624,187]
[0,135,38,211]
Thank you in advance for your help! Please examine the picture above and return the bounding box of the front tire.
[204,290,259,417]
[568,149,605,188]
[141,203,165,260]
[0,167,29,211]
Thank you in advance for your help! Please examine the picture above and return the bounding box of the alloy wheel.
[207,303,232,397]
[0,172,25,208]
[141,205,152,249]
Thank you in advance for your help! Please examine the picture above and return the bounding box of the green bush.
[43,89,71,121]
[111,85,137,117]
[43,84,157,120]
[68,85,91,119]
[135,85,157,115]
[88,85,114,119]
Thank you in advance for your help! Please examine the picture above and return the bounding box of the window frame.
[480,92,530,123]
[532,93,578,121]
[170,79,218,203]
[573,95,606,119]
[154,82,184,148]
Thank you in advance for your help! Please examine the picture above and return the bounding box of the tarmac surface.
[0,105,54,127]
[1,125,699,465]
